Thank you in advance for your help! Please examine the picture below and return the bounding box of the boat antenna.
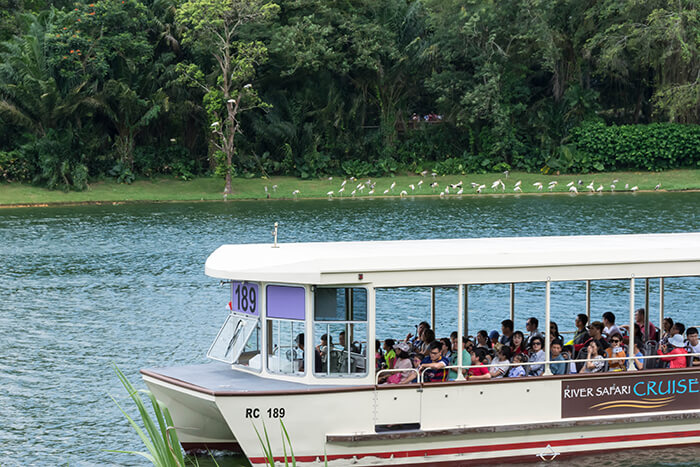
[272,222,279,248]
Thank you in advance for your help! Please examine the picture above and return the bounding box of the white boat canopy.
[204,232,700,287]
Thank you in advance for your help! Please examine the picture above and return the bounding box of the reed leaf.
[108,364,186,467]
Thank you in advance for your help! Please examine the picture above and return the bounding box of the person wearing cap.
[658,334,688,368]
[381,342,414,384]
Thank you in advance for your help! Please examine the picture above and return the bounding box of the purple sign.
[231,282,259,315]
[266,285,305,320]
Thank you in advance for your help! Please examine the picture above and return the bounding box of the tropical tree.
[175,0,279,194]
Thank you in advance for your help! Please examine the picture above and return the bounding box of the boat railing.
[374,352,700,385]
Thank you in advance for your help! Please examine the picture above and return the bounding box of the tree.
[175,0,279,194]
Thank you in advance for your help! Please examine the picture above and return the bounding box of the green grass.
[1,169,699,206]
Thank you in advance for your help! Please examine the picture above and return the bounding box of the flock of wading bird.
[263,171,663,199]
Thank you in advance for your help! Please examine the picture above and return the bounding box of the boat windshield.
[208,313,261,369]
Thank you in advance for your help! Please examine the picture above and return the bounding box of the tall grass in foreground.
[253,419,327,467]
[108,364,186,466]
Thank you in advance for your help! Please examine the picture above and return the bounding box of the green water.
[1,192,699,465]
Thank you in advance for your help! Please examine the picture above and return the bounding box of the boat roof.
[204,232,700,287]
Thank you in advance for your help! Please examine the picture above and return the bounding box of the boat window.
[314,287,368,377]
[207,313,260,368]
[266,285,306,375]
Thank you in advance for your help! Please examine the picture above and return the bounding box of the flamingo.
[631,186,639,192]
[533,182,543,191]
[390,181,396,191]
[417,180,424,189]
[586,181,595,192]
[596,185,603,192]
[569,186,578,194]
[383,189,390,194]
[400,190,408,197]
[610,184,616,191]
[340,180,347,188]
[567,181,575,187]
[338,187,345,196]
[327,191,334,199]
[491,180,501,190]
[351,190,356,197]
[368,189,375,195]
[514,186,522,193]
[409,184,415,191]
[514,180,522,188]
[477,184,486,193]
[655,184,661,190]
[457,188,463,195]
[292,189,300,197]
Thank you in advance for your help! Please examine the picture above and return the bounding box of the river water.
[1,192,699,466]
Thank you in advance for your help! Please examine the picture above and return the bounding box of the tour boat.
[141,232,700,465]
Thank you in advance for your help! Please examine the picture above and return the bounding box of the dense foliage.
[0,0,698,190]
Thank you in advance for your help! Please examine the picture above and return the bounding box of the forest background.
[0,0,698,192]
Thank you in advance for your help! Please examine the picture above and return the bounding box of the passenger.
[605,333,627,372]
[419,341,449,382]
[507,354,528,377]
[376,339,385,370]
[489,330,501,350]
[549,339,566,375]
[585,321,610,351]
[468,348,491,380]
[500,319,514,347]
[686,327,700,366]
[317,334,331,360]
[525,317,544,346]
[295,333,322,373]
[448,336,472,381]
[384,343,415,384]
[580,340,605,373]
[660,317,674,343]
[405,321,430,351]
[419,328,436,356]
[383,339,396,369]
[562,344,577,374]
[673,322,686,338]
[489,346,512,378]
[440,337,452,358]
[549,321,563,343]
[632,338,645,370]
[571,314,590,349]
[510,331,528,356]
[621,308,657,342]
[658,334,688,368]
[476,330,492,351]
[602,311,620,338]
[527,337,545,376]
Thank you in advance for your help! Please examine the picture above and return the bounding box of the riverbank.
[1,170,699,207]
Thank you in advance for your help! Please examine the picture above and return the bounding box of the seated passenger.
[419,341,449,382]
[468,348,491,380]
[510,331,528,357]
[375,339,384,371]
[605,333,627,372]
[549,321,563,344]
[571,314,590,350]
[418,328,436,357]
[525,317,544,346]
[317,334,331,360]
[562,344,577,374]
[658,334,688,368]
[507,354,528,377]
[489,330,501,350]
[583,321,610,352]
[602,312,620,338]
[296,333,322,373]
[660,317,674,344]
[527,337,545,376]
[383,343,415,384]
[405,321,430,351]
[476,330,492,352]
[632,338,645,370]
[621,308,657,342]
[440,337,452,358]
[686,327,700,366]
[448,336,472,381]
[490,346,512,378]
[580,340,605,373]
[383,339,396,369]
[550,339,566,375]
[500,319,514,347]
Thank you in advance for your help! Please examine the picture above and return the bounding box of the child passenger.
[508,354,528,377]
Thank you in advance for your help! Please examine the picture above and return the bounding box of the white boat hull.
[143,366,700,465]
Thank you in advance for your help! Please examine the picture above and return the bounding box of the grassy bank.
[1,170,699,207]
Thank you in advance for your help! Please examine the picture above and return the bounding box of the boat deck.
[141,362,371,396]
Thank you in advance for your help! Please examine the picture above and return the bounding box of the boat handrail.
[374,352,700,385]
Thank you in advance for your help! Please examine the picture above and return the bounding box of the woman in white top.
[581,340,605,373]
